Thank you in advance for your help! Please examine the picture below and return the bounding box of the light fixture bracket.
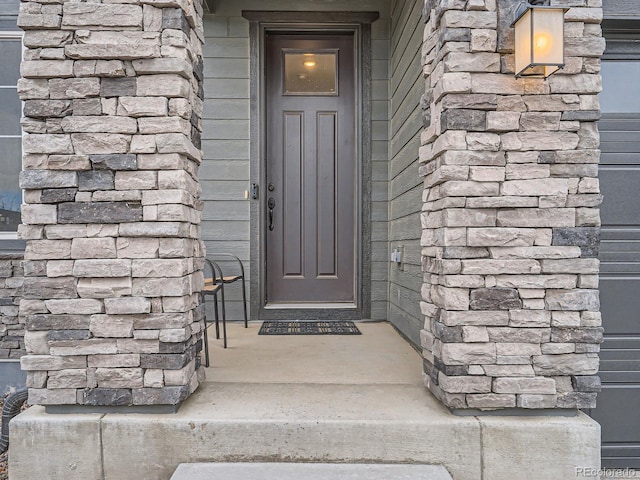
[512,0,557,28]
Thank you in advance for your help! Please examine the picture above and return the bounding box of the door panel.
[600,168,640,223]
[282,111,303,277]
[265,34,356,304]
[593,59,640,468]
[317,112,338,277]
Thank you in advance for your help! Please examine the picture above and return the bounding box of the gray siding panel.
[202,140,249,159]
[388,0,423,347]
[199,160,249,181]
[390,0,422,85]
[372,79,389,100]
[202,120,250,139]
[204,99,249,120]
[389,187,422,225]
[390,135,421,178]
[216,0,387,15]
[204,58,250,78]
[204,221,249,241]
[201,201,249,221]
[370,12,391,319]
[372,139,388,161]
[203,37,250,57]
[0,0,18,16]
[372,100,389,122]
[372,59,389,80]
[0,239,25,252]
[389,303,423,345]
[203,79,249,98]
[604,0,640,19]
[200,180,248,200]
[0,0,18,30]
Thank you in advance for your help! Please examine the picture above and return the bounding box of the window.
[283,51,338,95]
[0,32,22,238]
[600,61,640,113]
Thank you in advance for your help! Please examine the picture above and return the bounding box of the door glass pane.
[284,52,337,95]
[0,138,22,232]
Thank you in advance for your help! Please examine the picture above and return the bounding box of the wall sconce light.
[512,0,567,78]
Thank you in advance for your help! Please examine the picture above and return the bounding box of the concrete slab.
[479,413,601,480]
[205,322,424,385]
[100,382,481,480]
[170,463,453,480]
[8,406,104,480]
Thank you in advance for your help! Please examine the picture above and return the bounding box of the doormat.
[258,321,361,335]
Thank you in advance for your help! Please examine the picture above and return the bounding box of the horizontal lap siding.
[371,17,391,320]
[202,13,250,321]
[388,0,423,346]
[202,0,390,320]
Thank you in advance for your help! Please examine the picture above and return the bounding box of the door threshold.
[264,303,357,309]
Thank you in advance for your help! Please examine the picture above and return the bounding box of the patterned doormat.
[258,321,361,335]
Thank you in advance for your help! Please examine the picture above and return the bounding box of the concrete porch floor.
[10,321,601,480]
[205,321,424,385]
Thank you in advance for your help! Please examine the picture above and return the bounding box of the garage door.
[592,58,640,469]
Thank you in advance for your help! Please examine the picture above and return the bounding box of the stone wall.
[0,254,25,359]
[420,0,604,409]
[17,0,206,407]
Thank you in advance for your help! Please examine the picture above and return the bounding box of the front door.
[265,33,356,306]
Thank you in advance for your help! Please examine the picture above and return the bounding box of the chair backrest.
[203,258,220,285]
[208,253,245,278]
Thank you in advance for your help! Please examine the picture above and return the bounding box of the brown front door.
[265,33,356,305]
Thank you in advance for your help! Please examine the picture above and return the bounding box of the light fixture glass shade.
[513,6,565,78]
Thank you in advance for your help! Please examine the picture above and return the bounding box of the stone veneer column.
[420,0,604,410]
[16,0,206,407]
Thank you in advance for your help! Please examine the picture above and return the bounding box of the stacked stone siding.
[0,254,26,359]
[17,0,206,406]
[420,0,604,409]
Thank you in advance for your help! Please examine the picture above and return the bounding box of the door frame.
[243,10,379,320]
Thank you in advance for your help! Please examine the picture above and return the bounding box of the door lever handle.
[268,197,276,231]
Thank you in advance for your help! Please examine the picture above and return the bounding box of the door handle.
[268,197,276,231]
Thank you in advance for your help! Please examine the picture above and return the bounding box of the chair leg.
[203,312,210,368]
[220,284,227,349]
[201,293,210,368]
[241,276,248,328]
[213,295,220,340]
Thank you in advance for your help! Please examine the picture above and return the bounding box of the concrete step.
[10,382,600,480]
[170,463,453,480]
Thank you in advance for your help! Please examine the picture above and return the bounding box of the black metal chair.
[208,253,248,329]
[202,258,226,367]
